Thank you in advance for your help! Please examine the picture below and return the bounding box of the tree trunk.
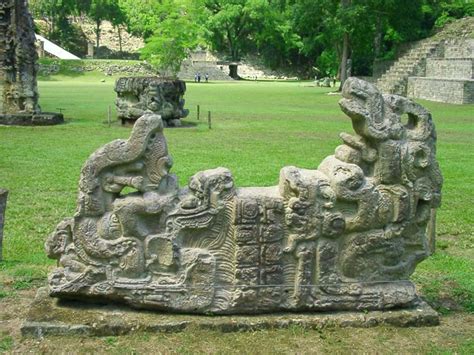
[95,20,101,51]
[374,14,383,59]
[339,0,351,91]
[339,33,350,91]
[118,26,123,53]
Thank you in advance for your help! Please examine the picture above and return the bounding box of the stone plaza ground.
[0,74,473,352]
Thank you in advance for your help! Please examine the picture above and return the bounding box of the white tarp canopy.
[35,34,80,60]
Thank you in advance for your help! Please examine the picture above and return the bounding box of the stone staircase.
[376,39,443,96]
[178,59,234,81]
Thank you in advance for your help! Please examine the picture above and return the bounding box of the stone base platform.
[21,288,439,338]
[0,112,64,126]
[407,77,474,104]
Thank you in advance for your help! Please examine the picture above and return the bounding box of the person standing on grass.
[194,73,198,82]
[205,73,209,82]
[197,72,201,83]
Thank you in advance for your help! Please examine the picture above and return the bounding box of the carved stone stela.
[0,0,63,125]
[0,0,39,113]
[115,77,188,127]
[46,78,442,314]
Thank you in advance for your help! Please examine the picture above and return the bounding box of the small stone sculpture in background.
[46,78,442,314]
[317,77,332,87]
[0,189,8,261]
[0,0,63,125]
[115,77,189,127]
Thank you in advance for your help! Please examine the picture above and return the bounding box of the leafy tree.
[84,0,123,50]
[251,2,303,69]
[118,0,166,39]
[204,0,268,61]
[140,1,206,76]
[30,0,88,56]
[30,0,76,37]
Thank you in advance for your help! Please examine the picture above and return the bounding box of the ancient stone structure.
[179,49,233,81]
[0,189,8,261]
[0,0,63,125]
[46,78,442,314]
[115,77,189,126]
[407,39,474,104]
[377,17,474,104]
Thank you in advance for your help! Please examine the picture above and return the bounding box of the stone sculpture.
[0,0,63,125]
[0,189,8,261]
[115,77,188,126]
[46,78,442,314]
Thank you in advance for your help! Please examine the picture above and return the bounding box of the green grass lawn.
[0,73,473,352]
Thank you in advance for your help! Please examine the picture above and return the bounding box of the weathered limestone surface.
[0,0,63,125]
[408,77,474,105]
[0,189,8,261]
[426,59,474,79]
[115,77,189,126]
[46,78,443,314]
[21,287,439,338]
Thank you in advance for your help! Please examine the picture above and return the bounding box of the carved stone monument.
[0,0,63,125]
[46,78,442,314]
[0,189,7,261]
[115,77,188,127]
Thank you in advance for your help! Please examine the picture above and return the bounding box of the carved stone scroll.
[46,78,442,314]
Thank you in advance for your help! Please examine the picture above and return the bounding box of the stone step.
[376,39,444,95]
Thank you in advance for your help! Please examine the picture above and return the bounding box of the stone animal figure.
[46,79,442,314]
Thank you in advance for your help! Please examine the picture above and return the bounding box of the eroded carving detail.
[46,78,442,313]
[0,0,39,114]
[115,77,189,127]
[0,0,63,125]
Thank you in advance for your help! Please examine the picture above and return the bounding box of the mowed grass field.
[0,72,473,353]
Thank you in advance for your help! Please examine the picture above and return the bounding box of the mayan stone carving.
[46,78,442,314]
[115,77,188,126]
[0,0,63,125]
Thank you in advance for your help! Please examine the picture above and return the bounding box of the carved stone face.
[339,77,383,125]
[45,220,72,259]
[98,213,123,240]
[317,182,336,209]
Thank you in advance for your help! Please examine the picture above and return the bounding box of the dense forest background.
[30,0,474,78]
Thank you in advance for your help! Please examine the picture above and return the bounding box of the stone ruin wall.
[45,78,443,314]
[408,77,474,104]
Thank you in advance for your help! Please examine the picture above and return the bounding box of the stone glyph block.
[46,78,442,314]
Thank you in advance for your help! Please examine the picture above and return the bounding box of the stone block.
[408,77,474,104]
[426,59,474,79]
[444,39,474,59]
[0,113,64,126]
